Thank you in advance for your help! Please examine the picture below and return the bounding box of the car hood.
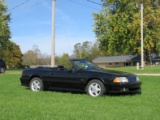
[91,68,134,76]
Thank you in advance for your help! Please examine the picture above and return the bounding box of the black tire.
[29,77,44,91]
[86,80,106,97]
[0,67,4,73]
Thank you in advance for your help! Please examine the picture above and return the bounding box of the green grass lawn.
[0,73,160,120]
[107,65,160,74]
[4,69,22,74]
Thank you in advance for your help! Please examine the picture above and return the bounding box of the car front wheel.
[86,80,106,97]
[29,77,44,91]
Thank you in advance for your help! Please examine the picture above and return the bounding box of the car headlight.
[113,77,129,83]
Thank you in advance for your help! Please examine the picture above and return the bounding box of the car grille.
[128,76,137,82]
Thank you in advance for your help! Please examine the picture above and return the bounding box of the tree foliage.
[93,0,160,58]
[0,1,23,68]
[1,41,23,68]
[22,45,51,65]
[0,0,11,53]
[55,53,71,68]
[73,41,101,61]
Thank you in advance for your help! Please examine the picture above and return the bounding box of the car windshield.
[73,59,100,70]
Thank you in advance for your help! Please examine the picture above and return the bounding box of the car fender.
[29,73,43,82]
[86,77,105,85]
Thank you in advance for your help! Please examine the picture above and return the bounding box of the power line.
[87,0,102,6]
[8,0,30,11]
[68,0,100,10]
[8,0,46,12]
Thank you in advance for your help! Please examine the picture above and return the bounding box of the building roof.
[92,55,140,63]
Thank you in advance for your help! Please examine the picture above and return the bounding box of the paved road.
[135,73,160,76]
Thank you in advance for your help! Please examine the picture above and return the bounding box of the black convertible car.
[20,59,141,97]
[0,59,6,73]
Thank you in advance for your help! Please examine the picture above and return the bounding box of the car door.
[49,69,87,89]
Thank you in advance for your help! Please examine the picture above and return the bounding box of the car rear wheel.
[0,67,4,73]
[86,80,106,97]
[29,77,44,91]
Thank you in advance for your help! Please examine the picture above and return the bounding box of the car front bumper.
[107,82,142,93]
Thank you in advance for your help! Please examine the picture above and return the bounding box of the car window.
[73,61,85,70]
[73,60,98,70]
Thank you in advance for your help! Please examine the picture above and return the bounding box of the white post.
[51,0,56,67]
[140,3,144,69]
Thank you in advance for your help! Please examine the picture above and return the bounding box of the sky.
[6,0,102,56]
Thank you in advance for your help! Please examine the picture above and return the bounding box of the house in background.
[92,55,141,68]
[152,56,160,65]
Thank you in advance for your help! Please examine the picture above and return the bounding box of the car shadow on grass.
[25,87,141,97]
[48,88,86,95]
[106,92,141,97]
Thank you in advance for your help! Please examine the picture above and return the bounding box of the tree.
[55,53,71,68]
[22,50,36,65]
[37,54,50,65]
[32,45,40,65]
[73,43,82,58]
[93,0,160,58]
[22,45,51,66]
[0,0,11,57]
[2,41,22,68]
[73,41,101,61]
[0,1,23,68]
[90,42,102,60]
[10,41,22,68]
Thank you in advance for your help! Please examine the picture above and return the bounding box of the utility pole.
[141,3,144,69]
[51,0,56,67]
